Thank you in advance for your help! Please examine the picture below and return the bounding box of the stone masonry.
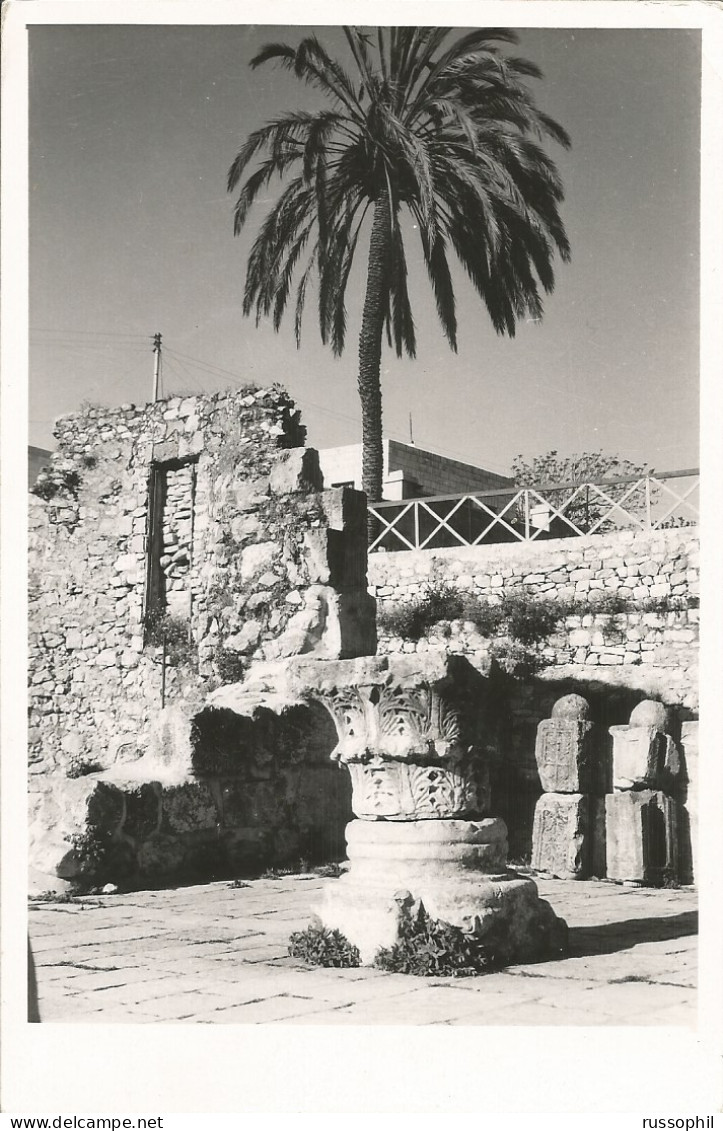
[28,388,375,887]
[371,530,699,708]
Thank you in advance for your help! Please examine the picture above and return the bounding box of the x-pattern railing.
[368,469,699,552]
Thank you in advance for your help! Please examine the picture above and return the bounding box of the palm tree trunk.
[358,186,391,542]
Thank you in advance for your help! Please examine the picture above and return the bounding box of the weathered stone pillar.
[605,700,681,883]
[679,721,698,884]
[531,695,594,879]
[289,651,567,966]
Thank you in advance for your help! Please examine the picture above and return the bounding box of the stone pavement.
[28,874,697,1026]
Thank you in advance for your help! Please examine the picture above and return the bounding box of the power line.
[32,329,513,473]
[163,346,247,384]
[167,344,511,469]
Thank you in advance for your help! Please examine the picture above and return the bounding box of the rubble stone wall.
[28,388,373,885]
[369,528,699,707]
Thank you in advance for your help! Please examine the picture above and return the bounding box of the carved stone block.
[535,703,594,793]
[280,652,491,820]
[609,699,681,792]
[605,789,669,882]
[609,725,666,791]
[531,793,590,879]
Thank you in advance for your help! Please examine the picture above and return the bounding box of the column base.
[315,819,567,965]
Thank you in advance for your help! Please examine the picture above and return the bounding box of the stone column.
[531,695,594,879]
[292,652,567,965]
[605,700,681,883]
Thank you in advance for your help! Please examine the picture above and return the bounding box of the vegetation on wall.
[377,580,698,674]
[66,755,105,779]
[145,612,197,671]
[31,466,82,502]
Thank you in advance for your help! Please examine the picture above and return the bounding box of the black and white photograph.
[2,0,722,1117]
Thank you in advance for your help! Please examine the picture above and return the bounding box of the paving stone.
[28,874,697,1027]
[188,994,345,1024]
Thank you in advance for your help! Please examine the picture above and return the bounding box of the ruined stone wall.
[28,388,373,886]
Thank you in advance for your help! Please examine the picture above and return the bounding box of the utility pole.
[152,332,162,402]
[409,412,414,445]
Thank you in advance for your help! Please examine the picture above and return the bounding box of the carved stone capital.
[294,652,490,820]
[346,756,488,821]
[315,676,468,766]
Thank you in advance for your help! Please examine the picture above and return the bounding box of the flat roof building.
[317,438,512,502]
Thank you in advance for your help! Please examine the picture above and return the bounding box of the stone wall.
[28,388,372,887]
[370,528,698,703]
[369,529,699,858]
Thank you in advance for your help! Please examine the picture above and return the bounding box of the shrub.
[488,639,542,677]
[66,755,104,780]
[587,590,629,615]
[378,583,698,649]
[377,582,465,642]
[262,865,298,879]
[288,923,361,967]
[498,592,561,646]
[145,612,196,669]
[214,646,247,684]
[64,828,113,880]
[379,585,565,650]
[460,595,505,635]
[374,901,500,977]
[313,862,344,878]
[31,468,82,502]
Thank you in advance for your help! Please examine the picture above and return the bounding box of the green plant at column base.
[288,923,361,968]
[374,900,502,977]
[62,828,115,889]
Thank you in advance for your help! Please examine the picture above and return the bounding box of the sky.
[28,22,701,476]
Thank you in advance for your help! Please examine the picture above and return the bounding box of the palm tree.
[228,26,571,518]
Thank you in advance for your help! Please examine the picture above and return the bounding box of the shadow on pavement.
[568,911,698,957]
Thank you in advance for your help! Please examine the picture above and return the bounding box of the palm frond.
[415,215,457,351]
[387,213,416,357]
[233,23,570,362]
[343,27,381,98]
[294,255,316,347]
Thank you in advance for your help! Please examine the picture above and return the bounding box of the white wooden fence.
[367,469,699,552]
